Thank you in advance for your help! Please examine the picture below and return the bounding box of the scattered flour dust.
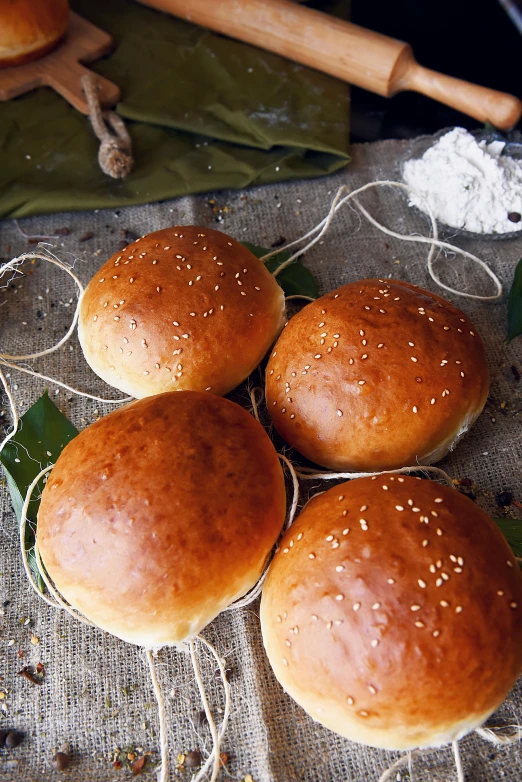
[403,127,522,234]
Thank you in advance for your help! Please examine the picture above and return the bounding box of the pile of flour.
[403,127,522,234]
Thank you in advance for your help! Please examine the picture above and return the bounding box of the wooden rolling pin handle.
[139,0,522,130]
[396,60,522,131]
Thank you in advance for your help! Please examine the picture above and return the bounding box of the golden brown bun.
[37,391,286,646]
[0,0,68,67]
[78,227,285,399]
[261,475,522,750]
[266,279,489,471]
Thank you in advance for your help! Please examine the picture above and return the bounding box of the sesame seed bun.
[0,0,68,67]
[37,391,286,646]
[260,475,522,750]
[265,279,489,471]
[78,227,285,399]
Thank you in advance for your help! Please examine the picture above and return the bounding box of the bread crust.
[0,0,69,67]
[266,279,489,470]
[78,226,285,399]
[38,391,287,646]
[261,475,522,750]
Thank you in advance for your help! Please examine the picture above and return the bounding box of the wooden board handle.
[40,58,120,114]
[139,0,522,130]
[399,63,522,130]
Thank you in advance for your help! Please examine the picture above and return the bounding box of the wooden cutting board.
[0,12,120,114]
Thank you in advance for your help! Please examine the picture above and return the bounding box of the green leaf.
[0,391,78,590]
[242,242,319,300]
[507,257,522,343]
[493,517,522,559]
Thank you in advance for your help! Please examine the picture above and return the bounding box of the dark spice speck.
[495,491,513,507]
[5,731,23,748]
[52,752,70,771]
[185,750,201,768]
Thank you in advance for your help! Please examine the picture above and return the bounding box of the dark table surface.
[349,0,520,141]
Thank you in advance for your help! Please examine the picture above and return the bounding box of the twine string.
[453,740,465,782]
[192,635,232,782]
[475,725,522,745]
[146,650,169,782]
[81,74,133,179]
[264,181,502,301]
[295,464,456,488]
[189,639,221,782]
[0,252,132,408]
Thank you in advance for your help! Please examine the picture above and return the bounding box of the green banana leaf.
[0,0,350,218]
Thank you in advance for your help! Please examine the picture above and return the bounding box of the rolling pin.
[138,0,522,130]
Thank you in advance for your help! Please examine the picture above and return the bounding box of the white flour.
[403,127,522,234]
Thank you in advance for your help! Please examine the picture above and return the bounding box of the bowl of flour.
[402,127,522,238]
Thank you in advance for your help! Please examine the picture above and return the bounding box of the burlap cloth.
[0,135,521,781]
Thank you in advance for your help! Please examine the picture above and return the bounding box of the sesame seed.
[440,600,449,607]
[359,711,369,718]
[309,553,315,560]
[368,685,377,694]
[415,621,425,628]
[395,505,404,511]
[372,602,381,610]
[510,602,518,609]
[412,406,418,413]
[342,528,349,535]
[411,605,421,611]
[347,697,354,705]
[455,606,463,613]
[358,380,365,385]
[335,594,344,601]
[422,540,429,547]
[508,561,514,567]
[434,498,443,503]
[418,579,427,588]
[411,356,418,362]
[282,658,288,666]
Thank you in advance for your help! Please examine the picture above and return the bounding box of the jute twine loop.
[81,73,133,179]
